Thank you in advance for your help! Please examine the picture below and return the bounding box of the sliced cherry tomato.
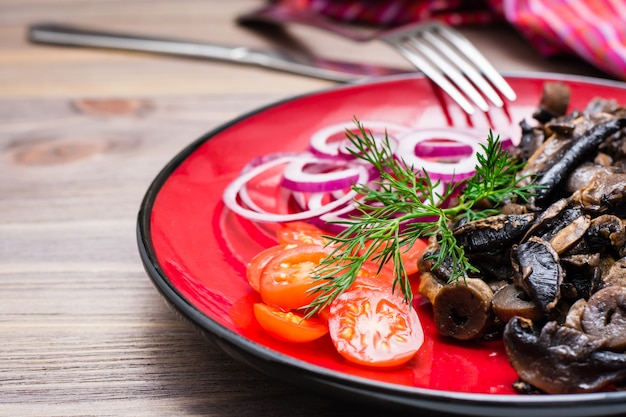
[260,244,334,310]
[246,244,296,292]
[253,303,328,343]
[398,238,428,275]
[316,266,394,324]
[361,238,428,276]
[276,221,331,246]
[328,285,424,368]
[355,261,395,286]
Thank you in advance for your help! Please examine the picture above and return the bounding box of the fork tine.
[392,41,477,114]
[420,29,504,108]
[402,35,491,112]
[435,23,517,102]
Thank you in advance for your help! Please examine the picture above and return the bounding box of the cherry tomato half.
[355,261,395,287]
[260,244,335,310]
[276,221,331,246]
[253,303,328,343]
[398,238,428,275]
[246,244,296,292]
[316,264,395,324]
[328,284,424,368]
[362,238,428,276]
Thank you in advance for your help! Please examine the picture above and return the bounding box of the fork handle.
[28,23,260,62]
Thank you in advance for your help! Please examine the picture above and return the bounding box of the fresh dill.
[305,119,536,316]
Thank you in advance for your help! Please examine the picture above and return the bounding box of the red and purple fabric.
[275,0,626,80]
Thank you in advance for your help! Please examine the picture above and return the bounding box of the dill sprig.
[305,119,536,316]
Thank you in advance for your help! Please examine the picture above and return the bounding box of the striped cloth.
[276,0,626,80]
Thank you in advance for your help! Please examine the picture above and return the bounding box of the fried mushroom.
[491,284,543,323]
[503,316,626,394]
[512,237,563,315]
[432,277,494,341]
[581,286,626,350]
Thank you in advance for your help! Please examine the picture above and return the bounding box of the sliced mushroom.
[512,237,563,314]
[564,298,588,331]
[491,284,543,323]
[573,169,626,213]
[584,97,625,115]
[518,118,545,161]
[417,271,445,305]
[521,197,571,241]
[585,214,626,253]
[560,253,601,300]
[581,286,626,350]
[532,118,626,206]
[565,163,619,194]
[518,134,574,192]
[503,316,626,394]
[532,81,571,123]
[601,257,626,288]
[548,214,590,254]
[433,278,494,341]
[417,236,458,284]
[453,213,537,255]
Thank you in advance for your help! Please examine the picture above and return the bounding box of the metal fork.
[239,5,517,115]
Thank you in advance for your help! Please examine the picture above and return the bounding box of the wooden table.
[0,1,612,416]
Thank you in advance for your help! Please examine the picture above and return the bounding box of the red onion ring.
[223,155,371,223]
[280,156,364,192]
[308,120,409,159]
[394,129,486,182]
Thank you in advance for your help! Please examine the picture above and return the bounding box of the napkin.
[274,0,626,80]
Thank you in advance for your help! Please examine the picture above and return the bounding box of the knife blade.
[28,23,409,83]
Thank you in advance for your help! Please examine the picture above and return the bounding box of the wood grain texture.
[0,1,610,416]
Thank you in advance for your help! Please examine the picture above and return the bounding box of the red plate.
[137,73,626,416]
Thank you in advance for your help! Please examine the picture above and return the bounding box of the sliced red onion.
[394,129,486,182]
[235,155,299,215]
[414,140,474,158]
[312,201,361,234]
[280,156,363,192]
[240,151,305,173]
[223,155,371,223]
[224,124,505,228]
[412,133,514,159]
[308,120,410,159]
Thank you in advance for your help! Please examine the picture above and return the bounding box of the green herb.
[305,119,536,316]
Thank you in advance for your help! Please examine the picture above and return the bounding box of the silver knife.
[28,23,408,83]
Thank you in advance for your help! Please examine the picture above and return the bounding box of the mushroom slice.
[581,286,626,350]
[601,257,626,288]
[518,119,545,161]
[532,118,626,207]
[564,298,588,331]
[547,214,590,254]
[585,214,626,252]
[433,278,494,341]
[417,271,445,305]
[574,170,626,213]
[521,198,572,241]
[453,213,537,255]
[492,284,543,323]
[532,81,571,123]
[503,316,626,394]
[566,163,619,194]
[560,253,601,300]
[512,237,563,314]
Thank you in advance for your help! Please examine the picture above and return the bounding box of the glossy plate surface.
[137,73,626,417]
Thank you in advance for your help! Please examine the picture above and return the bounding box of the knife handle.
[27,23,360,82]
